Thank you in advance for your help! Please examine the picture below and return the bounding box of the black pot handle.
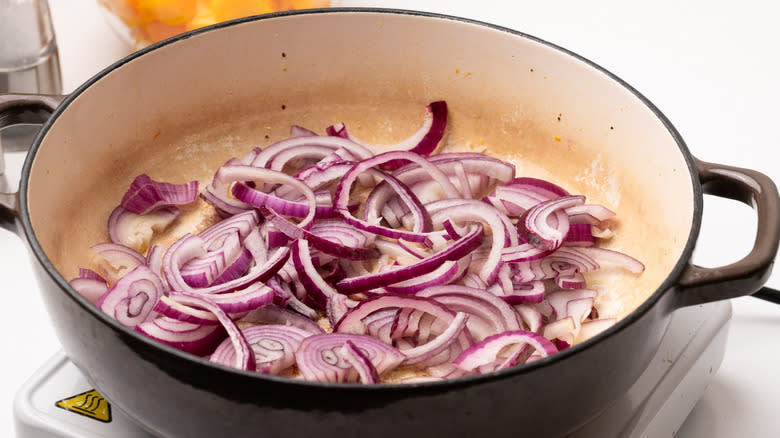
[753,287,780,304]
[0,93,64,233]
[676,158,780,307]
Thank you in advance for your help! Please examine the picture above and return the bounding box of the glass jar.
[98,0,332,50]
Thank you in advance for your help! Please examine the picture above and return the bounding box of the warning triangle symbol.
[55,389,112,423]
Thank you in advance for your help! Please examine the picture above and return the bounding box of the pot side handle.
[676,158,780,307]
[0,93,65,233]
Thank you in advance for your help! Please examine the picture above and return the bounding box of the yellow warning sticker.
[55,389,112,423]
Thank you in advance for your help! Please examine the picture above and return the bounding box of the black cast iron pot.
[1,9,779,438]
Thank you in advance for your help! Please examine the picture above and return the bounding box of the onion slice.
[211,324,310,375]
[454,330,557,372]
[120,174,198,215]
[166,291,256,371]
[335,224,483,294]
[260,206,379,260]
[327,101,448,169]
[295,333,405,383]
[519,195,585,251]
[340,339,381,384]
[96,264,164,328]
[135,317,225,356]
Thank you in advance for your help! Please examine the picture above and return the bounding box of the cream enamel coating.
[26,12,693,324]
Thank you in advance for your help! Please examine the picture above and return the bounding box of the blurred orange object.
[99,0,331,49]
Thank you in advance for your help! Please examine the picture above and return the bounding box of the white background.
[1,0,779,436]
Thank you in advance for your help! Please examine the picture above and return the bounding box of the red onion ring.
[120,174,198,215]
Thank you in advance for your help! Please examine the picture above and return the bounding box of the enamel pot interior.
[21,9,697,438]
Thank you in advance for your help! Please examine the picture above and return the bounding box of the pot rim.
[18,7,702,390]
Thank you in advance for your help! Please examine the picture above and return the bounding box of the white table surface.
[2,0,779,437]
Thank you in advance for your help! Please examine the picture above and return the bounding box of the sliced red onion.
[211,324,311,375]
[394,153,515,197]
[340,339,381,384]
[120,174,198,215]
[69,277,108,304]
[501,281,546,305]
[327,293,359,328]
[266,144,348,173]
[210,248,254,286]
[591,225,615,239]
[145,244,165,283]
[198,210,259,241]
[566,297,596,329]
[501,243,552,263]
[295,333,405,383]
[369,240,424,266]
[208,283,274,314]
[491,186,549,215]
[454,330,557,372]
[260,207,379,260]
[180,232,242,288]
[557,270,586,289]
[266,277,318,319]
[79,100,649,384]
[362,308,398,345]
[108,205,180,252]
[427,200,516,283]
[165,291,255,371]
[154,294,219,325]
[239,304,324,334]
[384,260,462,295]
[398,312,469,365]
[163,233,289,295]
[566,204,616,225]
[209,164,317,228]
[290,161,357,195]
[96,264,164,328]
[519,195,585,251]
[503,177,569,199]
[250,134,374,169]
[333,151,460,243]
[336,295,456,335]
[365,153,515,226]
[335,224,483,294]
[542,317,577,346]
[200,181,249,217]
[461,273,487,289]
[135,317,225,356]
[234,182,341,223]
[563,223,597,247]
[78,268,105,281]
[513,304,543,333]
[327,101,448,170]
[376,170,435,233]
[417,285,522,340]
[396,238,431,259]
[291,238,338,308]
[510,247,600,283]
[545,289,598,321]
